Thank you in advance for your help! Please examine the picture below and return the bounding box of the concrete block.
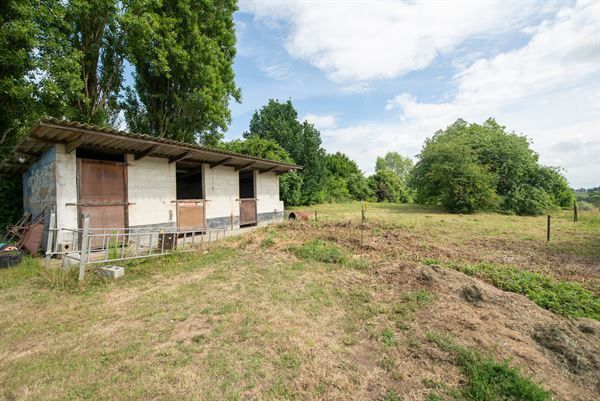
[61,252,81,268]
[99,265,125,279]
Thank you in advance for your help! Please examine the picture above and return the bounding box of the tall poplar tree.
[122,0,240,146]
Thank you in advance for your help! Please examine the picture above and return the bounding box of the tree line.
[222,99,574,216]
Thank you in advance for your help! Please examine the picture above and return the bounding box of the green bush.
[411,118,573,215]
[369,169,411,203]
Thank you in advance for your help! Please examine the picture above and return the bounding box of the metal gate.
[176,200,206,230]
[77,159,127,247]
[239,199,257,226]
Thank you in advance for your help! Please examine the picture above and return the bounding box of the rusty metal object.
[177,200,206,230]
[21,223,44,256]
[240,199,257,226]
[288,211,310,221]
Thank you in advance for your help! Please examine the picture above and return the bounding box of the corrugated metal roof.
[0,118,302,175]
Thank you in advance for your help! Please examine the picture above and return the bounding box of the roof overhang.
[0,118,302,175]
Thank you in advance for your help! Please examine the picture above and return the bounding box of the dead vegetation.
[0,203,598,400]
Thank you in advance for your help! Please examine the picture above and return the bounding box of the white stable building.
[0,118,301,250]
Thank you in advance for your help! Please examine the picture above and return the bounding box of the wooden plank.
[259,166,277,174]
[209,157,233,169]
[235,161,255,172]
[169,151,192,164]
[134,145,159,160]
[66,134,87,153]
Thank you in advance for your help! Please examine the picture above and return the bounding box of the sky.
[224,0,600,189]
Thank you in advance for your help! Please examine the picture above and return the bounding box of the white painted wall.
[126,154,176,227]
[256,172,284,215]
[204,164,239,221]
[54,144,78,231]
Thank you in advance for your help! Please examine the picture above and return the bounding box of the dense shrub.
[411,118,573,215]
[369,169,411,203]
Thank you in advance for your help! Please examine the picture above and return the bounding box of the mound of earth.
[361,263,600,401]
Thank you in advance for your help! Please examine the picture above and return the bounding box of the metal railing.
[45,213,230,280]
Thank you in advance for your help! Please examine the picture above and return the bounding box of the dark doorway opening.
[176,168,203,200]
[239,170,255,199]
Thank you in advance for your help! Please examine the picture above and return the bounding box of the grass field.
[0,203,598,401]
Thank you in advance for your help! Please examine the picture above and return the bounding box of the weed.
[446,262,600,320]
[383,389,403,401]
[380,328,397,347]
[260,237,275,249]
[289,239,347,264]
[427,332,550,401]
[379,353,396,371]
[391,290,436,327]
[192,334,206,344]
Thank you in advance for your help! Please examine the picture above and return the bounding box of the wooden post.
[78,214,90,281]
[314,210,318,221]
[573,200,578,222]
[44,210,56,269]
[546,215,551,242]
[360,203,366,247]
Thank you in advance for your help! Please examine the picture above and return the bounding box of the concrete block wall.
[126,154,176,228]
[204,164,239,225]
[55,144,78,231]
[256,172,284,215]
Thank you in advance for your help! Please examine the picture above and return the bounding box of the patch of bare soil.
[361,263,600,401]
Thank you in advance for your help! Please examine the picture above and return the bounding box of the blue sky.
[223,0,599,188]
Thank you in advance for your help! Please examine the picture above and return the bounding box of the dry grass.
[0,203,598,401]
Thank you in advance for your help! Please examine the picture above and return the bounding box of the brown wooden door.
[239,199,257,226]
[78,159,127,247]
[177,200,206,231]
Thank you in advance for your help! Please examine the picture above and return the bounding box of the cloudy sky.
[226,0,600,188]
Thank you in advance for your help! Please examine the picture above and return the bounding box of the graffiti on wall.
[23,147,56,217]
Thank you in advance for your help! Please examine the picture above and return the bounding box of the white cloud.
[302,113,337,129]
[324,0,600,188]
[340,82,371,94]
[240,0,557,82]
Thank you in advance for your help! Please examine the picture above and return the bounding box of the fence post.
[44,209,56,268]
[78,214,90,281]
[314,210,318,222]
[546,215,551,242]
[573,200,578,222]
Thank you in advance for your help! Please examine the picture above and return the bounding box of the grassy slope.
[0,203,598,401]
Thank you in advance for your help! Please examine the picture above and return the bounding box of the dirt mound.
[363,263,600,401]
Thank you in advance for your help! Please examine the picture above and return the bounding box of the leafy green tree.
[244,99,328,204]
[411,141,499,213]
[122,0,240,145]
[411,118,572,215]
[65,0,125,124]
[325,152,372,201]
[0,0,38,155]
[369,169,411,203]
[218,136,302,207]
[221,136,294,165]
[375,152,413,184]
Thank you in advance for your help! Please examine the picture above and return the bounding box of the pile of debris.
[1,211,45,268]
